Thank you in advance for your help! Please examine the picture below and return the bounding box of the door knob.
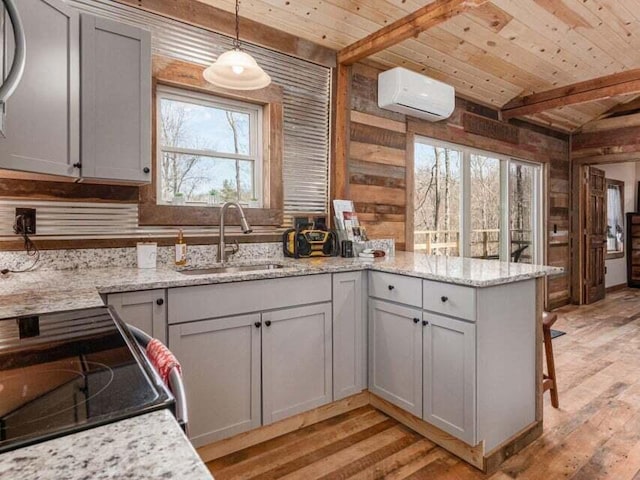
[388,285,395,291]
[440,296,448,303]
[413,317,420,324]
[265,320,272,327]
[422,320,429,326]
[156,298,164,306]
[254,321,262,328]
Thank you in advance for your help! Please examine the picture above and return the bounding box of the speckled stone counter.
[0,409,213,480]
[0,252,562,319]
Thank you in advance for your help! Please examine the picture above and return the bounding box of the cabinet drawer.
[369,272,422,308]
[422,280,476,321]
[168,274,331,324]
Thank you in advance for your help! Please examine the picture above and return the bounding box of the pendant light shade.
[203,0,271,91]
[203,49,271,90]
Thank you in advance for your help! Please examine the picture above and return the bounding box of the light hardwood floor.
[207,289,640,479]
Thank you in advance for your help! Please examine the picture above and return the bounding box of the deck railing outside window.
[414,229,533,263]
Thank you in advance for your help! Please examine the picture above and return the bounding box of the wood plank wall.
[572,126,640,165]
[349,64,408,250]
[347,63,571,309]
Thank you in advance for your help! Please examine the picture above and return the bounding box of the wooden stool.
[542,311,559,408]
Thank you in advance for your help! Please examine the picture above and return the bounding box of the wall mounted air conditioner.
[378,67,455,122]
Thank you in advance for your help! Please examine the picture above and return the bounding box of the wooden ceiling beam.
[337,0,489,66]
[580,112,640,133]
[501,69,640,120]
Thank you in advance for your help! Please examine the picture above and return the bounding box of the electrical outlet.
[15,208,36,235]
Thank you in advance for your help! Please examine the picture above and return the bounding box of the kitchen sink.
[179,263,285,275]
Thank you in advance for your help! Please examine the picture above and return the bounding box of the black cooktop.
[0,306,174,453]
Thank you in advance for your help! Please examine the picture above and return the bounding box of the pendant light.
[203,0,271,90]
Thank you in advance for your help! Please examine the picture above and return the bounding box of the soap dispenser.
[175,229,187,266]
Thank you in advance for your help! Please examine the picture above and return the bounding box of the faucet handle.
[225,240,240,256]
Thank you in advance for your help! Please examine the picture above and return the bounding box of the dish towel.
[146,338,182,385]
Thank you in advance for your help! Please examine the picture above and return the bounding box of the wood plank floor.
[207,289,640,479]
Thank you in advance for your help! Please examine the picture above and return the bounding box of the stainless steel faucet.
[218,201,253,263]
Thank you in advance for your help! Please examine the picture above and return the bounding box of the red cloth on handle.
[146,338,181,385]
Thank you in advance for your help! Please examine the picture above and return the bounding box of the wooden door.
[107,289,166,343]
[0,0,79,177]
[333,271,367,400]
[584,166,607,304]
[262,303,333,424]
[369,298,423,417]
[423,312,476,445]
[168,313,262,447]
[80,14,151,182]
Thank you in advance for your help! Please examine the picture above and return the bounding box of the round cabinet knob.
[143,167,150,174]
[388,285,395,291]
[413,317,420,324]
[440,296,449,303]
[254,321,262,329]
[73,162,82,169]
[422,320,429,326]
[156,298,164,306]
[265,320,272,327]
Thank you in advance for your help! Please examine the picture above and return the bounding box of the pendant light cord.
[234,0,241,49]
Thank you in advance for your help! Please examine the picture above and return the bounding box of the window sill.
[606,251,624,260]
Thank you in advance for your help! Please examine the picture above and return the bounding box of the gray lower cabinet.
[80,14,151,182]
[423,312,476,445]
[107,289,166,343]
[333,271,366,400]
[168,313,261,447]
[0,0,79,177]
[262,303,333,424]
[369,298,422,417]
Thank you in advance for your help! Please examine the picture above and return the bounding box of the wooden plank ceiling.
[195,0,640,133]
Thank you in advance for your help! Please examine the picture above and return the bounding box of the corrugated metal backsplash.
[1,0,331,239]
[0,199,277,238]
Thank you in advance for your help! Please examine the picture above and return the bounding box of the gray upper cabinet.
[107,289,166,343]
[0,0,80,177]
[333,271,366,400]
[262,303,333,424]
[80,14,151,182]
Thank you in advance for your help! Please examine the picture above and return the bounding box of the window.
[413,137,542,263]
[157,87,263,207]
[606,179,624,259]
[414,143,462,255]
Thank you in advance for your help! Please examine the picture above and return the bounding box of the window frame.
[138,56,284,228]
[156,85,264,207]
[605,178,625,260]
[412,135,543,264]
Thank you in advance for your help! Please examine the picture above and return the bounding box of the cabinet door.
[168,314,261,446]
[423,313,476,445]
[80,15,151,182]
[107,289,166,343]
[333,271,366,400]
[369,299,422,417]
[262,303,332,424]
[0,0,79,177]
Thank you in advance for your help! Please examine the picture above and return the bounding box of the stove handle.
[168,367,189,435]
[127,324,189,434]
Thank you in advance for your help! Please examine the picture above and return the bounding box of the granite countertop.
[0,252,563,319]
[0,409,213,480]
